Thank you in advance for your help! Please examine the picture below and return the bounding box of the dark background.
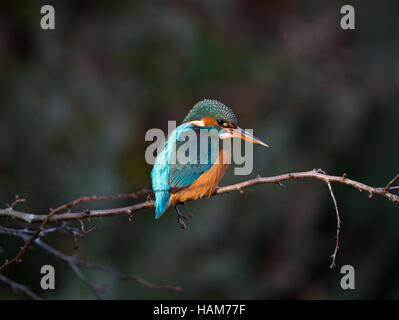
[0,0,398,299]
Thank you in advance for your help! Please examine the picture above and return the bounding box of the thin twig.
[0,226,181,299]
[67,261,104,299]
[0,207,61,272]
[0,273,42,300]
[326,181,341,268]
[385,174,399,192]
[0,226,103,298]
[33,238,105,299]
[77,261,182,291]
[5,194,25,210]
[79,219,96,234]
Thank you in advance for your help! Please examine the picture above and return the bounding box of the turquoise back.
[151,123,221,218]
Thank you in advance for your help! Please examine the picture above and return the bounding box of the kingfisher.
[151,99,268,228]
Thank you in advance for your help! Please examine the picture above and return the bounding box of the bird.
[151,99,268,228]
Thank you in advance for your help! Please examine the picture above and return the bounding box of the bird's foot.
[177,212,194,220]
[177,214,187,230]
[175,205,188,230]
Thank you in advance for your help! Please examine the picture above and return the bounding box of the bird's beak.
[228,127,269,147]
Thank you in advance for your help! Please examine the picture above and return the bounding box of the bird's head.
[183,99,269,147]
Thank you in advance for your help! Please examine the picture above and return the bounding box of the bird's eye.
[217,119,225,126]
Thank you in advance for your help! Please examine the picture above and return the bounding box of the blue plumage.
[151,123,219,219]
[151,124,186,218]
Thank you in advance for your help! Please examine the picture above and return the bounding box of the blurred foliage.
[0,0,399,299]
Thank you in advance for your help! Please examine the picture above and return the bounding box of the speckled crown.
[183,99,238,126]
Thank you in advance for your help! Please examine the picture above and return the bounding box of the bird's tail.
[154,190,169,219]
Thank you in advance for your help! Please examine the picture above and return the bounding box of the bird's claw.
[177,214,187,230]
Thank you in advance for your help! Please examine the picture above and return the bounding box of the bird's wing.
[168,163,213,192]
[168,125,219,192]
[151,124,220,218]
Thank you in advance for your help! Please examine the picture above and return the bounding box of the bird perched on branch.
[151,99,268,228]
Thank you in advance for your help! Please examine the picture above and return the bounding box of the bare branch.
[1,169,398,274]
[1,170,397,224]
[33,238,105,299]
[0,273,42,300]
[0,201,154,223]
[0,226,181,299]
[0,188,152,273]
[0,206,61,272]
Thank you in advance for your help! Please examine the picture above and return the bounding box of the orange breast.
[169,144,231,206]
